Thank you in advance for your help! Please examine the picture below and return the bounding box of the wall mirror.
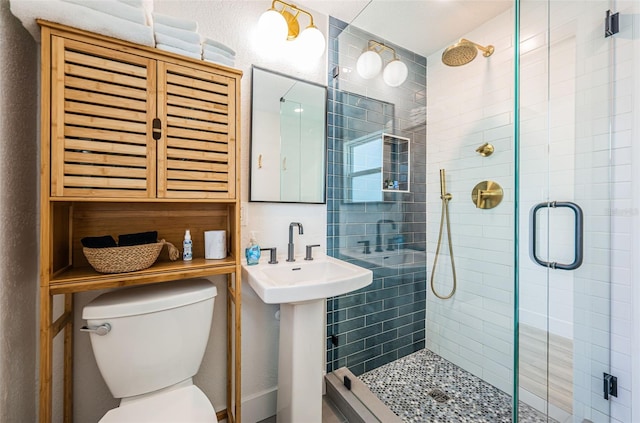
[250,66,327,203]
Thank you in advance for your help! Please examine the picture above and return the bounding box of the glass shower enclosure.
[517,0,634,421]
[326,0,636,421]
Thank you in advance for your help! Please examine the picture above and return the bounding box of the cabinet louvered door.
[50,36,156,198]
[157,62,237,199]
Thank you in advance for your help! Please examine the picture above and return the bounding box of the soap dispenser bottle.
[245,232,261,265]
[183,229,193,261]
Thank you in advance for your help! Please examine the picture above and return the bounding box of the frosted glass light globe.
[356,51,382,79]
[257,9,288,45]
[383,59,408,87]
[297,26,326,59]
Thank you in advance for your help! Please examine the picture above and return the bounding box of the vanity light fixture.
[257,0,325,59]
[356,40,409,87]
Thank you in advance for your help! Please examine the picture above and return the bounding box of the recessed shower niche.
[344,131,410,202]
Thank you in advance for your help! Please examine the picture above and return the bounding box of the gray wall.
[0,0,39,420]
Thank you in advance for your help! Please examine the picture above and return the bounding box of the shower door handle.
[530,201,584,270]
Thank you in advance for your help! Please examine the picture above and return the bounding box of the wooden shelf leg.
[226,275,233,423]
[234,272,242,423]
[40,290,74,423]
[64,293,74,423]
[226,272,242,423]
[39,287,53,423]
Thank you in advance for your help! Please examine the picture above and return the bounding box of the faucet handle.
[357,240,371,254]
[260,247,278,264]
[304,244,321,261]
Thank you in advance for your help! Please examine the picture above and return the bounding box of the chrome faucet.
[287,222,304,262]
[375,219,397,252]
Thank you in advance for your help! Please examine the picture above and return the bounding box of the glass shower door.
[517,0,634,420]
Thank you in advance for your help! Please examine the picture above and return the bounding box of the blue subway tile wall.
[326,16,427,376]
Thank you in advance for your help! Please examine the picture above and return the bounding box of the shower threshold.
[325,367,402,423]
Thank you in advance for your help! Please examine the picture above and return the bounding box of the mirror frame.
[249,66,328,204]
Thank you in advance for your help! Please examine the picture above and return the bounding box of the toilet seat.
[99,385,217,423]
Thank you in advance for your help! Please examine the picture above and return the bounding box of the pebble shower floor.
[359,349,556,423]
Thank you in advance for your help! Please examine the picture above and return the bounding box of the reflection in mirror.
[250,66,327,203]
[344,131,411,203]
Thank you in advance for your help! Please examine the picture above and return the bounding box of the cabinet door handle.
[152,118,162,140]
[530,201,583,270]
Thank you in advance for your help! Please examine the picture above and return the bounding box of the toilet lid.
[99,385,217,423]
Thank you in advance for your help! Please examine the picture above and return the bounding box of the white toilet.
[82,278,218,423]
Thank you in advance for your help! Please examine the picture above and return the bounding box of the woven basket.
[83,241,168,274]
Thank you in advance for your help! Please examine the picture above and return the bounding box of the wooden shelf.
[49,257,238,294]
[38,22,243,423]
[49,197,238,204]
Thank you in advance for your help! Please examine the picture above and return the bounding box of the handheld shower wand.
[439,169,452,200]
[430,169,457,300]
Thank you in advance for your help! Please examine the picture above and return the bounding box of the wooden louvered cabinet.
[38,22,243,423]
[50,38,236,199]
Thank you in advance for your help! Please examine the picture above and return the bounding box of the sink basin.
[242,255,372,304]
[242,254,372,422]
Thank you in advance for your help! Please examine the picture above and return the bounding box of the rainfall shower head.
[441,39,494,67]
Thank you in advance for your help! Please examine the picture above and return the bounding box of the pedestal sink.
[242,255,373,423]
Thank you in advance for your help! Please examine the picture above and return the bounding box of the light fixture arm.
[270,0,316,27]
[366,40,399,60]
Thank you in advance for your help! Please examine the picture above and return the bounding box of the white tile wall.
[426,7,516,395]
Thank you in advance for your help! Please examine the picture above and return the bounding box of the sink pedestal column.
[276,299,324,423]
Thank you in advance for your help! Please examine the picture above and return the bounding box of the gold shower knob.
[475,142,494,157]
[471,180,503,209]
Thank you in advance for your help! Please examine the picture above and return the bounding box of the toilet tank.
[82,279,217,399]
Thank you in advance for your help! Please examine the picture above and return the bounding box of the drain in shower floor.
[428,389,451,403]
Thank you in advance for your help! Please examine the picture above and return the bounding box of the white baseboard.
[240,386,278,423]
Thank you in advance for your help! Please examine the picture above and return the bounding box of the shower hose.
[430,170,457,300]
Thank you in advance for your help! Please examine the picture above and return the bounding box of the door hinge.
[605,10,619,38]
[152,118,162,140]
[603,373,617,400]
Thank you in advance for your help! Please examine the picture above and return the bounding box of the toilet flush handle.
[80,323,111,336]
